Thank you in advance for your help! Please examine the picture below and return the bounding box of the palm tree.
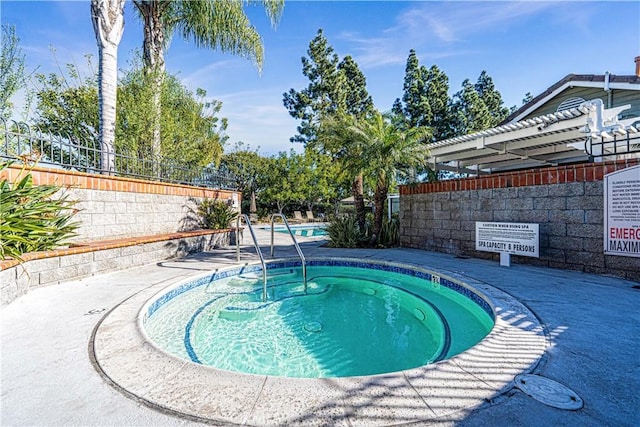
[343,112,430,244]
[132,0,284,164]
[91,0,125,173]
[316,112,371,232]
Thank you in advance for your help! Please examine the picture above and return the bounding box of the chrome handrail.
[236,214,268,301]
[270,214,307,292]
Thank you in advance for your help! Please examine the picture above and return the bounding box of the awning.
[341,196,372,205]
[426,99,640,175]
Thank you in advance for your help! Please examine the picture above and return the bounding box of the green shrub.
[378,215,399,247]
[327,215,363,248]
[327,212,399,248]
[0,161,79,261]
[197,198,239,229]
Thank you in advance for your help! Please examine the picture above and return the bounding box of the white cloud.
[339,1,557,69]
[396,2,555,44]
[337,33,407,68]
[180,59,238,90]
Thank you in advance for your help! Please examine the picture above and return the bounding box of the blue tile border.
[146,258,495,320]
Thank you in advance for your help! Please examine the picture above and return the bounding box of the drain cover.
[304,321,323,333]
[514,374,583,410]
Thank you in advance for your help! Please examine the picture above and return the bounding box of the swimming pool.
[272,224,328,237]
[141,259,494,378]
[93,251,546,425]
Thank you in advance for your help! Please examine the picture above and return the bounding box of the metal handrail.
[236,214,268,301]
[270,214,307,291]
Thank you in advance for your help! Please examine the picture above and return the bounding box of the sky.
[2,1,639,156]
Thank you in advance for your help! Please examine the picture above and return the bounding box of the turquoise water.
[144,265,494,378]
[273,226,328,237]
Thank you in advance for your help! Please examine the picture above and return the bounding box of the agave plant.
[196,198,239,230]
[378,215,400,247]
[326,215,364,248]
[0,160,79,261]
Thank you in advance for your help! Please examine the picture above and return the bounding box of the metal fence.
[585,131,640,160]
[0,117,237,190]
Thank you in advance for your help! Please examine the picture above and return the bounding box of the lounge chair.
[306,211,318,222]
[291,211,304,223]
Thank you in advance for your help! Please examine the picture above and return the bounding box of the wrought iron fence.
[0,117,237,190]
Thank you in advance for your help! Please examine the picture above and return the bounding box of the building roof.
[426,74,640,175]
[505,73,640,124]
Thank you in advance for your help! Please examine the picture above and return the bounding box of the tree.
[392,51,451,137]
[283,29,343,145]
[338,55,374,119]
[133,0,283,162]
[333,111,430,244]
[392,49,431,129]
[296,149,343,213]
[118,68,227,167]
[284,29,374,230]
[33,66,100,167]
[474,70,509,126]
[424,65,451,141]
[91,0,125,173]
[218,143,269,213]
[0,24,27,118]
[392,51,451,182]
[316,112,373,231]
[283,30,374,140]
[451,79,492,135]
[33,60,227,173]
[259,150,304,214]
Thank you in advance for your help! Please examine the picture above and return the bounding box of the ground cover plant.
[0,159,79,261]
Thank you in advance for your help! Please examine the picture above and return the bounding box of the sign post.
[475,222,540,266]
[604,165,640,257]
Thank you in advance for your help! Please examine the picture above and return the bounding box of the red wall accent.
[399,159,639,195]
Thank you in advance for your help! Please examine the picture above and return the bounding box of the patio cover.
[426,99,640,175]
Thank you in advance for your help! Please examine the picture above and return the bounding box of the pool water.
[143,264,494,378]
[273,225,328,237]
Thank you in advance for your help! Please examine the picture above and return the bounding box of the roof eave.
[504,74,640,124]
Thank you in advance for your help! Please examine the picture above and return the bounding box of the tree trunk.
[135,0,166,170]
[372,181,387,246]
[150,71,163,173]
[250,190,257,213]
[352,173,366,232]
[91,0,125,174]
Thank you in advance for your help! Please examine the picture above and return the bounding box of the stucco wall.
[399,160,640,281]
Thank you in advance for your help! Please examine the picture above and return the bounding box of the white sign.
[476,222,539,257]
[604,165,640,257]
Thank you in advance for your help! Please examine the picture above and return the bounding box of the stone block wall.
[0,166,241,306]
[1,165,240,241]
[399,159,640,281]
[67,188,202,240]
[0,230,232,306]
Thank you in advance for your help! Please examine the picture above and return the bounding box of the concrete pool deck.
[1,228,639,426]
